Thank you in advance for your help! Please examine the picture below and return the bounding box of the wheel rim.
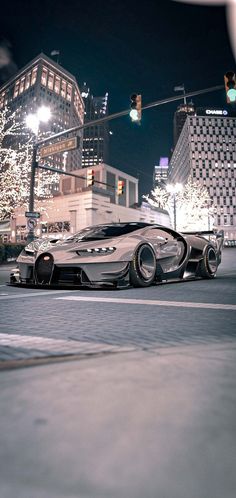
[207,247,217,274]
[137,246,156,280]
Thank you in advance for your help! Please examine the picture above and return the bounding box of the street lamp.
[166,183,183,231]
[26,106,51,242]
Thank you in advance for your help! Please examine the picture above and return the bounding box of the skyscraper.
[169,107,236,240]
[153,157,169,189]
[0,53,84,174]
[81,83,109,167]
[173,102,195,147]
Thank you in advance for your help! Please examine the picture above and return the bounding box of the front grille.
[54,267,90,285]
[35,253,54,284]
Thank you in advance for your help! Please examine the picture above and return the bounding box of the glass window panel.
[48,72,54,90]
[67,84,72,101]
[41,67,48,86]
[61,80,66,98]
[13,81,20,98]
[54,76,61,94]
[31,67,38,85]
[19,77,25,94]
[25,72,31,90]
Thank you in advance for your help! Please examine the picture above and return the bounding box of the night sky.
[1,0,235,197]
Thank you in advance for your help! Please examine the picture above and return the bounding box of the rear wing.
[182,229,224,252]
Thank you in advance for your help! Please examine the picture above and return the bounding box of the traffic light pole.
[36,84,224,148]
[28,83,224,240]
[27,145,38,242]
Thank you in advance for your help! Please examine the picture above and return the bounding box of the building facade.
[0,53,84,175]
[173,102,195,147]
[153,157,169,189]
[169,107,236,240]
[9,163,170,242]
[81,83,109,168]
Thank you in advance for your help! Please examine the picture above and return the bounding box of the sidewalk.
[1,342,236,498]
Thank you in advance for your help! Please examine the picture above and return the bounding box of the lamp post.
[166,183,183,231]
[26,106,51,242]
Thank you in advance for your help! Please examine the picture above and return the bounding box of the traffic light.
[130,93,142,122]
[87,169,94,187]
[224,71,236,103]
[117,180,125,195]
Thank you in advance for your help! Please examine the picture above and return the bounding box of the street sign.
[39,136,78,158]
[25,211,41,218]
[27,218,37,230]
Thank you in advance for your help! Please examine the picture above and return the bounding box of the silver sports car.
[10,222,224,289]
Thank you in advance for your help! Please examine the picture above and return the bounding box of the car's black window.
[65,223,150,242]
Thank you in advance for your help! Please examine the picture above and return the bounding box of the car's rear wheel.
[130,244,157,287]
[198,245,218,279]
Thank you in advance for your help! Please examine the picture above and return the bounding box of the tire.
[130,244,157,287]
[198,245,218,279]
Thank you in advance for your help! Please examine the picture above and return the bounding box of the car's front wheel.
[198,245,218,279]
[130,244,157,287]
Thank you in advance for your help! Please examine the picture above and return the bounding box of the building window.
[25,72,31,90]
[41,67,48,86]
[54,76,61,94]
[61,80,66,99]
[67,84,72,102]
[13,81,20,98]
[48,71,54,90]
[31,67,38,85]
[19,77,25,94]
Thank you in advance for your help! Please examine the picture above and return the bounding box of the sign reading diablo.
[39,136,78,158]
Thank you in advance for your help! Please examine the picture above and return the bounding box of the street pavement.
[0,249,236,497]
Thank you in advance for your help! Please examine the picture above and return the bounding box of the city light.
[37,105,51,123]
[26,106,51,135]
[166,183,183,194]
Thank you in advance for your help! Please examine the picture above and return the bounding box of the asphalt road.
[0,249,236,498]
[0,249,236,353]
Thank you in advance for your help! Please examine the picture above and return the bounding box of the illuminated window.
[54,76,61,94]
[0,92,5,108]
[67,84,72,102]
[61,80,66,98]
[31,67,38,85]
[48,72,54,90]
[19,77,25,94]
[41,67,48,86]
[25,72,31,90]
[13,81,20,98]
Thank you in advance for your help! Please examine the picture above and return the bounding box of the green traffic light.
[227,88,236,103]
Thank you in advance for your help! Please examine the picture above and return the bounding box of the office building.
[153,157,169,188]
[81,83,109,167]
[173,102,195,147]
[169,107,236,240]
[0,53,84,175]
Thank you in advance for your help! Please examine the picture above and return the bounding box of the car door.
[144,227,185,272]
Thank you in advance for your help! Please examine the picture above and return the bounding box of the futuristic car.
[10,222,224,289]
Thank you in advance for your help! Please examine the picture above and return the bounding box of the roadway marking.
[0,290,74,300]
[55,295,236,311]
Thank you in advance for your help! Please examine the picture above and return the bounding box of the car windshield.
[64,223,150,242]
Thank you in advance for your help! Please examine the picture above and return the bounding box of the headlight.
[24,242,37,254]
[24,239,52,255]
[76,247,116,256]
